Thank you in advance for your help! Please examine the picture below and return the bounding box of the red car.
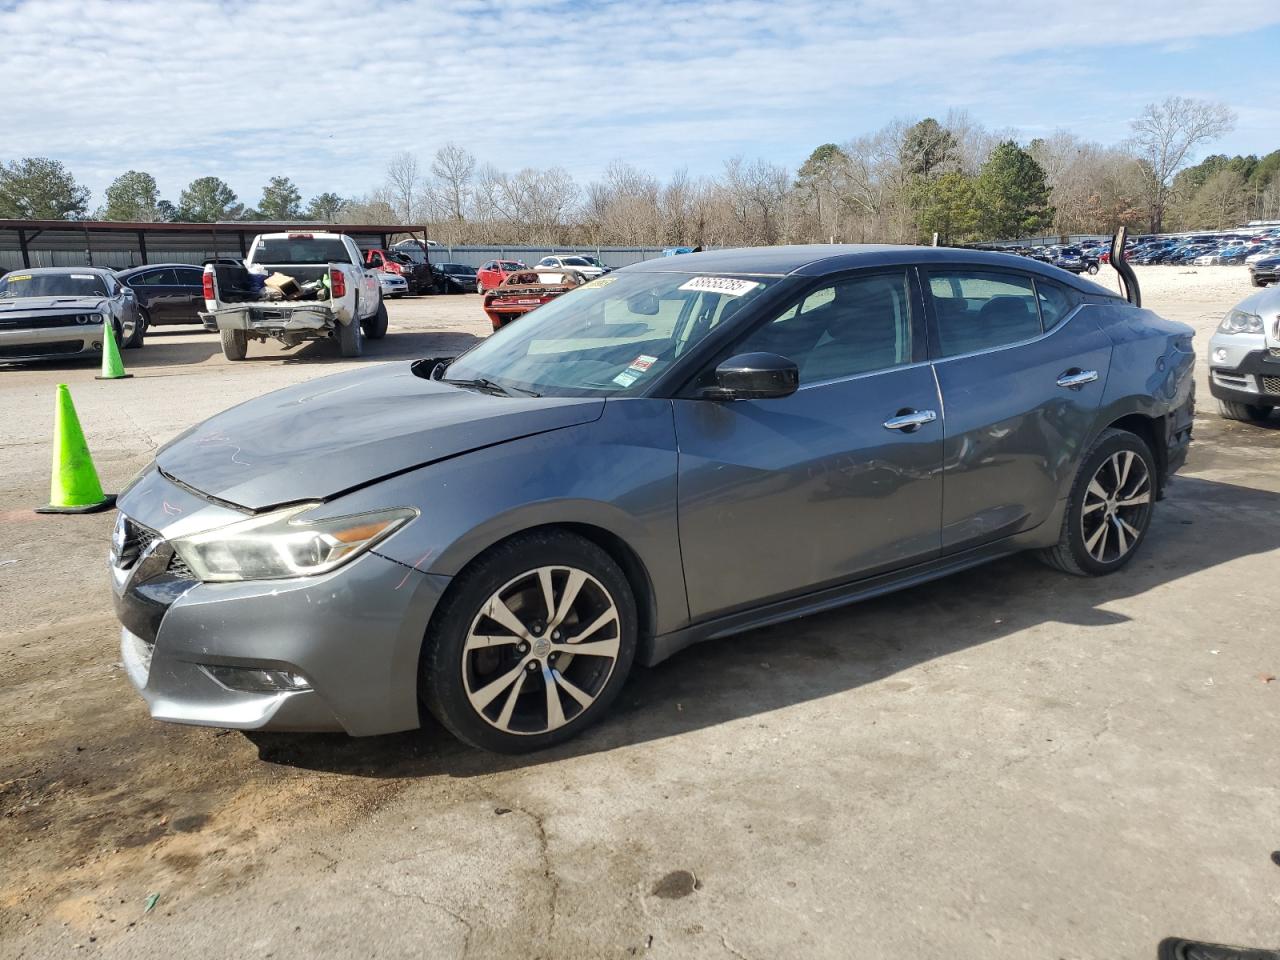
[482,270,576,331]
[476,259,527,294]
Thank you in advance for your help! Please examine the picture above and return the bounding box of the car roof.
[4,266,116,278]
[622,243,1118,294]
[116,263,199,277]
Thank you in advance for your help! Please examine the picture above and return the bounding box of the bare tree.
[431,143,475,222]
[1128,96,1235,232]
[385,152,422,224]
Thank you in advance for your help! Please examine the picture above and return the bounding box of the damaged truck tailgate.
[202,232,388,360]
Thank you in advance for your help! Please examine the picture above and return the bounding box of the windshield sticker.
[678,276,760,298]
[581,276,617,289]
[612,370,640,388]
[6,274,31,282]
[627,354,657,373]
[70,273,95,280]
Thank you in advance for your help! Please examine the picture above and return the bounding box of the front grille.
[1263,376,1280,396]
[0,313,99,330]
[0,339,86,358]
[117,518,159,568]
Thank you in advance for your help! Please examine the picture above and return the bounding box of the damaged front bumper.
[110,468,450,735]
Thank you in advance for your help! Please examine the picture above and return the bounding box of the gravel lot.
[1,271,1278,959]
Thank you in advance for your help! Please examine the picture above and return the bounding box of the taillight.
[330,268,346,298]
[202,271,215,300]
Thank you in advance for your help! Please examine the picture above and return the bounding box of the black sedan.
[116,263,208,327]
[433,262,479,294]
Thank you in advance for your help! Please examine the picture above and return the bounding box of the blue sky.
[3,0,1279,208]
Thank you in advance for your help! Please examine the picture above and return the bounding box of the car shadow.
[261,330,484,365]
[246,475,1280,778]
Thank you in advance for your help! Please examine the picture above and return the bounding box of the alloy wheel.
[462,566,621,735]
[1080,450,1152,564]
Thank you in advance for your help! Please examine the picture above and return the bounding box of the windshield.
[441,263,473,275]
[559,257,591,267]
[252,237,352,265]
[0,272,108,299]
[445,271,779,397]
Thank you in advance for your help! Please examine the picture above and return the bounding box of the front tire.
[124,311,147,349]
[219,327,247,360]
[1086,263,1099,275]
[1037,428,1156,577]
[1218,399,1272,422]
[362,299,389,339]
[421,531,638,753]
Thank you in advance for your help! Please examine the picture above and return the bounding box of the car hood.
[156,362,605,510]
[0,296,108,313]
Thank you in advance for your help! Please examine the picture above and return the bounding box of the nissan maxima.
[110,245,1195,753]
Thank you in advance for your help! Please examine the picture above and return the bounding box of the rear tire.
[1218,399,1272,422]
[421,530,638,754]
[219,327,247,361]
[1037,428,1156,577]
[338,315,363,357]
[362,299,389,340]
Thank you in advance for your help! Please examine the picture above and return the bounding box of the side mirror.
[703,352,799,401]
[626,292,660,315]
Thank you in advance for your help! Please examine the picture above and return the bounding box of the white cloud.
[3,0,1278,205]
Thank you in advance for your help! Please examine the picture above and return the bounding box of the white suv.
[534,256,607,282]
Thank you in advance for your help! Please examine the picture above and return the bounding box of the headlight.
[1217,310,1264,335]
[171,503,416,582]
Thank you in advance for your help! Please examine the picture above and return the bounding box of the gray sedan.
[0,267,144,362]
[110,245,1195,753]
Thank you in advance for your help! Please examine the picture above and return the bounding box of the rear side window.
[176,267,205,286]
[928,270,1041,357]
[1035,279,1080,330]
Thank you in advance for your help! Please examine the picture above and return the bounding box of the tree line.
[2,97,1275,246]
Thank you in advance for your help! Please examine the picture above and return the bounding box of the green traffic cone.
[34,384,115,514]
[96,317,132,380]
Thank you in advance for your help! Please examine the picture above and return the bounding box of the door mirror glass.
[705,352,799,400]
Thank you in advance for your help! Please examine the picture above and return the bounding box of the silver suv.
[1208,286,1280,421]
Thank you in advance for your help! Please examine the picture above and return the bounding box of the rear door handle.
[1057,369,1099,389]
[883,409,937,431]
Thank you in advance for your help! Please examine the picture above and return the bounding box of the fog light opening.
[1212,348,1228,363]
[200,664,312,693]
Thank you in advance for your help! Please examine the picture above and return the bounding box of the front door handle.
[883,409,937,431]
[1057,369,1099,389]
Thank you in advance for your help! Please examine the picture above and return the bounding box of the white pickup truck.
[202,232,387,360]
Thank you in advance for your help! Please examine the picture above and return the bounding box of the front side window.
[135,268,178,286]
[733,271,913,384]
[928,270,1042,357]
[445,271,778,397]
